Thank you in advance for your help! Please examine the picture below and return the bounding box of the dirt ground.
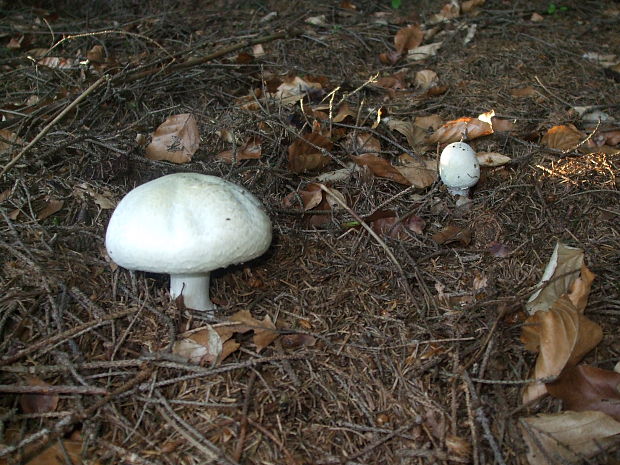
[1,0,619,464]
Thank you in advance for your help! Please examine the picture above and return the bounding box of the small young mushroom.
[439,142,480,196]
[105,173,272,314]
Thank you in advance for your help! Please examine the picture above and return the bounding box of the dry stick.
[318,184,414,301]
[462,370,507,465]
[233,370,257,462]
[0,367,151,460]
[0,384,108,395]
[0,307,139,366]
[0,75,109,177]
[115,28,302,84]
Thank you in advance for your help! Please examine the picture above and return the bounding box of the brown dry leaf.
[510,86,537,98]
[430,1,460,22]
[280,333,317,349]
[0,129,25,154]
[270,75,322,105]
[432,224,472,246]
[86,45,104,62]
[427,116,493,144]
[376,72,408,96]
[491,117,515,132]
[568,264,596,313]
[462,0,485,14]
[351,154,411,185]
[476,152,511,167]
[396,154,437,188]
[602,129,620,146]
[394,25,424,55]
[387,119,426,149]
[541,124,585,151]
[487,241,512,258]
[145,113,200,163]
[415,69,438,90]
[19,376,59,414]
[520,296,603,403]
[526,242,586,314]
[343,132,382,156]
[252,44,265,57]
[414,114,443,131]
[332,103,357,123]
[378,50,403,66]
[216,137,261,163]
[370,214,426,239]
[173,325,222,366]
[287,132,333,173]
[22,438,96,465]
[226,310,278,352]
[36,198,63,220]
[282,183,323,211]
[547,365,620,421]
[340,0,357,10]
[520,411,620,465]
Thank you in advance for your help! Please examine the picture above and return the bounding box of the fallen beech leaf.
[0,129,25,154]
[394,24,424,54]
[476,152,511,167]
[340,0,357,10]
[145,113,200,163]
[282,183,323,210]
[526,242,586,314]
[541,124,584,151]
[37,57,77,69]
[487,241,512,257]
[396,154,437,188]
[216,137,262,163]
[287,132,333,173]
[280,333,317,349]
[414,114,443,131]
[510,86,537,98]
[520,411,620,465]
[530,12,544,22]
[461,0,485,14]
[387,119,427,149]
[427,115,493,144]
[568,264,595,313]
[378,50,402,65]
[407,42,442,61]
[332,103,357,123]
[20,376,58,414]
[315,163,362,183]
[430,1,460,22]
[602,129,620,146]
[491,117,515,132]
[270,75,323,105]
[225,310,279,352]
[376,72,408,97]
[547,365,620,421]
[343,132,382,156]
[173,328,222,366]
[432,224,472,246]
[253,315,278,352]
[37,198,63,220]
[86,45,104,63]
[352,154,411,185]
[415,69,438,90]
[371,214,426,239]
[521,296,603,403]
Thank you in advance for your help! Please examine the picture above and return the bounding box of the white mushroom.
[439,142,480,196]
[105,173,272,314]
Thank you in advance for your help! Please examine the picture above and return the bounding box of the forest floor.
[0,1,619,464]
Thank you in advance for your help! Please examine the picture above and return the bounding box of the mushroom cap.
[105,173,272,274]
[439,142,480,194]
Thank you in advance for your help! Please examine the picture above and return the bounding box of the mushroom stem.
[170,273,214,312]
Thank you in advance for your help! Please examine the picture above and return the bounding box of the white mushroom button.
[105,173,272,314]
[439,142,480,196]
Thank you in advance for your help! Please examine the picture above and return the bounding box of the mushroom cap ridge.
[105,173,272,274]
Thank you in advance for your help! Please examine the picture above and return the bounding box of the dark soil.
[1,0,619,464]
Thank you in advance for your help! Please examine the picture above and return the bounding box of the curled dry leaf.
[526,242,587,314]
[415,69,438,90]
[520,295,603,404]
[37,198,64,220]
[86,45,105,63]
[145,113,200,163]
[287,132,333,173]
[396,153,437,188]
[406,42,443,61]
[432,224,472,246]
[216,137,262,163]
[269,75,323,105]
[370,214,426,239]
[394,24,424,54]
[351,154,410,185]
[173,325,223,365]
[476,152,511,167]
[20,376,59,414]
[343,132,382,156]
[461,0,485,14]
[491,117,515,132]
[427,115,493,144]
[225,310,278,352]
[541,124,584,151]
[332,103,357,123]
[547,364,620,421]
[520,411,620,465]
[280,333,317,349]
[387,119,427,150]
[414,114,443,131]
[282,183,323,211]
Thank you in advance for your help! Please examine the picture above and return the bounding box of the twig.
[0,307,139,366]
[0,75,109,177]
[0,384,108,395]
[462,371,507,465]
[340,423,414,464]
[247,418,298,464]
[318,184,414,302]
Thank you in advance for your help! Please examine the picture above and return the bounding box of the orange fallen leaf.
[547,365,620,421]
[343,132,382,156]
[216,137,262,163]
[394,24,424,55]
[520,295,603,403]
[287,132,333,173]
[427,115,493,144]
[145,113,200,163]
[432,224,472,246]
[541,124,584,151]
[351,154,410,185]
